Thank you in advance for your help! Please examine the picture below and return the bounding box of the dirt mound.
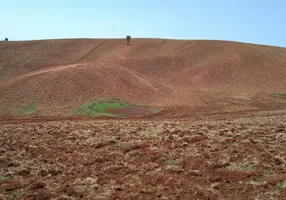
[1,39,286,117]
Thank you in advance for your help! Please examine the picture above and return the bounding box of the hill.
[1,38,286,118]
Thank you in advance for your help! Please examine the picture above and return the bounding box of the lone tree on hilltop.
[126,35,131,45]
[4,38,8,41]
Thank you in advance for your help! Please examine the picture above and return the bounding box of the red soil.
[107,107,155,117]
[0,113,285,199]
[0,38,286,118]
[1,39,286,199]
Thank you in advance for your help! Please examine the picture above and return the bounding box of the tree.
[126,35,131,45]
[4,38,8,41]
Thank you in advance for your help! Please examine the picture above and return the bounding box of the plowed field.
[1,39,286,117]
[1,111,286,200]
[1,38,286,199]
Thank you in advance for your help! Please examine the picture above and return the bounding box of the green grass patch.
[230,165,252,171]
[18,101,38,114]
[0,176,9,181]
[10,190,20,199]
[276,181,285,190]
[263,170,270,177]
[272,93,286,99]
[118,142,129,146]
[164,158,179,165]
[250,178,266,185]
[72,97,151,117]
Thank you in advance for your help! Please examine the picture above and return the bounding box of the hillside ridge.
[1,38,286,117]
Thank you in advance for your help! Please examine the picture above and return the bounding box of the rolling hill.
[1,38,286,118]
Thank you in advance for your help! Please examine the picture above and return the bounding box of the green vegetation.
[263,170,270,177]
[72,97,149,117]
[0,176,9,181]
[164,158,179,165]
[250,179,266,185]
[118,142,129,146]
[10,190,20,199]
[276,181,285,191]
[230,165,252,171]
[140,130,156,138]
[272,93,286,98]
[85,137,102,144]
[19,101,38,114]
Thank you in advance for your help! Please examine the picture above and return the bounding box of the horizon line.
[1,37,285,48]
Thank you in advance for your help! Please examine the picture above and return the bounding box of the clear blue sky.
[1,0,286,47]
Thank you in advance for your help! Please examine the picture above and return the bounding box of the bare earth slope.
[0,38,286,117]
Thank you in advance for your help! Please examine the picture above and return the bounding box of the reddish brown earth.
[0,112,286,199]
[1,39,286,199]
[0,38,286,117]
[106,107,155,118]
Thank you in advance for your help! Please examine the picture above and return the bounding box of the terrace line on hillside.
[0,38,286,117]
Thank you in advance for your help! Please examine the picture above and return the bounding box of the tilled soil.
[1,114,286,200]
[1,39,286,116]
[106,107,155,117]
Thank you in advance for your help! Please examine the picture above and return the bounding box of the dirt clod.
[16,168,31,176]
[32,189,55,200]
[190,135,205,143]
[0,156,6,163]
[267,175,286,185]
[189,170,202,176]
[273,157,283,165]
[39,169,49,177]
[30,181,46,190]
[1,181,23,191]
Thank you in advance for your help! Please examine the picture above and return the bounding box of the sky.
[1,0,286,47]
